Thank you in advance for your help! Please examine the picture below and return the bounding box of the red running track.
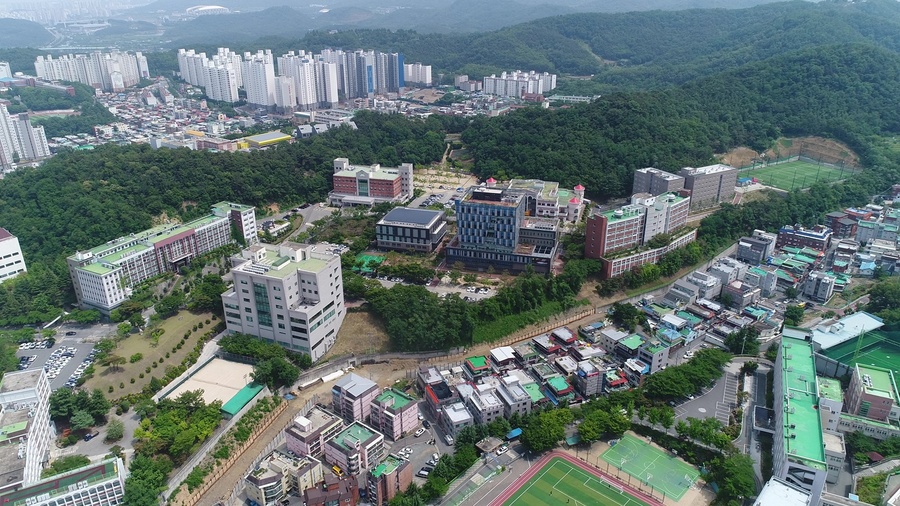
[488,450,664,506]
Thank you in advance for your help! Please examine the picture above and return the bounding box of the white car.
[497,445,509,455]
[414,428,426,437]
[445,435,454,445]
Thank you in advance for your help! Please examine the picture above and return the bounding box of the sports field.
[602,434,699,501]
[820,331,900,372]
[740,160,851,191]
[503,457,650,506]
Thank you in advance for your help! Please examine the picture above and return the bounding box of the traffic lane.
[56,323,115,344]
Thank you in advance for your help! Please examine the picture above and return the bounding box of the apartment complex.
[221,242,345,362]
[776,225,833,251]
[324,422,385,475]
[845,364,899,423]
[0,458,126,506]
[370,388,419,441]
[0,103,50,170]
[482,71,557,97]
[375,208,447,253]
[285,407,345,458]
[332,373,380,423]
[329,158,414,206]
[632,167,685,196]
[446,178,584,274]
[802,271,837,303]
[403,62,432,87]
[177,48,242,103]
[0,228,26,283]
[585,192,694,278]
[0,369,53,494]
[69,202,256,313]
[772,337,828,504]
[34,51,149,92]
[366,454,412,506]
[679,164,738,209]
[244,451,324,506]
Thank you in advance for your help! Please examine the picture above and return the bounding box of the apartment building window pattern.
[253,283,273,327]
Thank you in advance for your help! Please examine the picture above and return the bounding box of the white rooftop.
[753,478,811,506]
[812,312,885,350]
[490,346,516,364]
[444,402,473,423]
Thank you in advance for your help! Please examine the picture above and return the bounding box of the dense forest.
[0,82,118,138]
[461,44,900,196]
[0,19,53,48]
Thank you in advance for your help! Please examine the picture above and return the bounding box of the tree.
[188,275,228,313]
[251,357,300,389]
[785,287,799,299]
[117,322,133,337]
[709,454,756,504]
[49,388,76,420]
[128,312,144,328]
[105,418,125,442]
[784,305,805,326]
[725,327,760,355]
[740,361,759,376]
[87,389,111,422]
[70,410,95,431]
[42,455,91,477]
[102,354,127,373]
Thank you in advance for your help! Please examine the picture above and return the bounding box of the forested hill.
[0,19,53,48]
[461,43,900,198]
[289,0,900,89]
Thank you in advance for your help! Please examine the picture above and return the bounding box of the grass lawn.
[83,310,212,397]
[504,457,650,506]
[740,160,852,191]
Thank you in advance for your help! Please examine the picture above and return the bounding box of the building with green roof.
[370,388,418,441]
[616,334,644,356]
[847,364,900,423]
[221,382,264,418]
[324,421,385,476]
[773,337,830,502]
[67,201,256,313]
[464,356,490,379]
[367,454,412,505]
[0,458,126,506]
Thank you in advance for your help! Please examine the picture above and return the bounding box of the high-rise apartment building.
[403,63,432,87]
[243,50,276,108]
[274,75,297,113]
[0,104,50,170]
[221,242,345,362]
[34,51,148,92]
[68,202,256,313]
[0,228,27,283]
[482,70,557,97]
[0,62,11,79]
[679,164,738,209]
[0,369,53,494]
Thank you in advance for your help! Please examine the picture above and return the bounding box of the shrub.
[108,386,114,393]
[119,401,130,413]
[119,382,125,389]
[198,322,204,329]
[129,378,135,384]
[165,352,170,358]
[152,362,158,368]
[129,353,143,363]
[145,366,151,373]
[205,319,211,324]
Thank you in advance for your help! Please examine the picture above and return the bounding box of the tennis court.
[820,331,900,371]
[601,434,699,501]
[503,457,650,506]
[355,253,385,273]
[740,160,850,191]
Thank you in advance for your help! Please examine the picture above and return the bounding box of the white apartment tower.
[243,50,276,108]
[0,228,26,283]
[34,51,148,91]
[0,369,53,493]
[403,63,432,87]
[274,75,297,113]
[0,104,50,170]
[0,62,11,79]
[221,243,346,362]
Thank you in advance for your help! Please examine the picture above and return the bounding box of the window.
[246,316,254,322]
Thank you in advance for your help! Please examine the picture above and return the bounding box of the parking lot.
[410,186,465,210]
[16,336,99,391]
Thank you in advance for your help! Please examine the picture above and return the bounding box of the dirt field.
[718,136,860,169]
[165,358,254,404]
[83,310,212,397]
[326,310,392,359]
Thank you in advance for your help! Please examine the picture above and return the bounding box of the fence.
[174,397,290,506]
[221,395,320,506]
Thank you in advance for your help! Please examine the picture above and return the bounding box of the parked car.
[416,470,429,478]
[415,428,426,437]
[445,435,454,445]
[83,431,99,441]
[497,445,509,455]
[423,420,430,429]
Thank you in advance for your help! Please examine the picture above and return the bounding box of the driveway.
[673,368,736,426]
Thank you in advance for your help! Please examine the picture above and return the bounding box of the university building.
[221,242,345,362]
[375,208,447,253]
[329,158,414,206]
[679,164,738,209]
[68,202,256,313]
[0,228,27,283]
[0,370,53,494]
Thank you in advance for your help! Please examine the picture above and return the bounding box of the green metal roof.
[102,243,151,264]
[466,356,488,369]
[375,389,414,410]
[221,382,264,416]
[780,337,826,470]
[371,455,403,478]
[81,263,116,275]
[523,383,545,403]
[857,364,900,403]
[619,334,644,351]
[332,422,378,451]
[676,311,701,325]
[547,376,571,393]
